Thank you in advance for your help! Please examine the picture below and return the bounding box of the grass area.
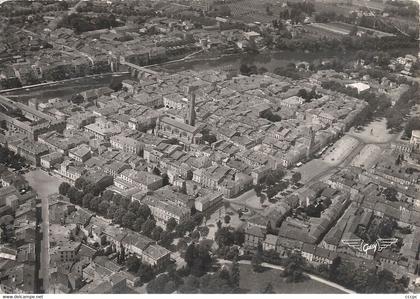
[239,264,344,294]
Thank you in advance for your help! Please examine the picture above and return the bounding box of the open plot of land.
[298,159,331,184]
[24,169,65,198]
[351,144,382,169]
[238,264,344,294]
[229,189,264,211]
[347,118,397,143]
[322,135,360,165]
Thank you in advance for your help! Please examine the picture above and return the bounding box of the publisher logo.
[341,238,398,254]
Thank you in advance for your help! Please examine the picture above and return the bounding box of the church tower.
[186,85,199,127]
[306,126,315,160]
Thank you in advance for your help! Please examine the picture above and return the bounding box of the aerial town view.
[0,0,419,296]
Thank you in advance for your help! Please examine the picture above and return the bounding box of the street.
[40,193,50,293]
[24,169,65,293]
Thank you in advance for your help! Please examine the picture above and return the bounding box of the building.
[110,134,143,155]
[244,225,265,251]
[0,96,66,140]
[40,152,64,169]
[114,169,163,191]
[16,140,49,166]
[345,82,370,94]
[141,244,171,270]
[68,144,91,163]
[194,191,223,215]
[410,130,420,152]
[57,160,85,183]
[156,116,202,145]
[143,196,191,227]
[56,243,81,263]
[84,120,122,140]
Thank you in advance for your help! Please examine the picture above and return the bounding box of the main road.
[40,191,50,293]
[24,169,65,293]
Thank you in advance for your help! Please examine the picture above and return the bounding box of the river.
[154,49,357,73]
[2,48,415,103]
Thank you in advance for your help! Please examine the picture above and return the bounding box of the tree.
[138,204,151,219]
[146,273,170,293]
[151,226,163,241]
[82,193,94,208]
[109,77,123,91]
[291,172,302,184]
[230,257,240,290]
[166,217,177,232]
[89,196,100,212]
[283,253,306,282]
[179,275,200,293]
[191,230,201,241]
[75,177,88,190]
[141,218,156,237]
[113,208,127,224]
[138,263,154,283]
[122,211,137,228]
[59,182,71,195]
[132,217,145,232]
[251,242,263,272]
[126,255,140,273]
[102,190,114,202]
[184,244,197,268]
[98,200,110,216]
[70,93,84,105]
[261,282,275,293]
[383,187,398,202]
[224,215,231,224]
[404,117,420,137]
[215,227,234,248]
[158,231,174,248]
[128,201,140,214]
[177,238,188,252]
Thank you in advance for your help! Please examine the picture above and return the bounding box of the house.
[244,225,265,251]
[141,244,171,270]
[263,234,278,252]
[56,243,81,263]
[69,144,91,163]
[40,152,64,169]
[194,191,223,215]
[114,169,163,191]
[110,134,143,155]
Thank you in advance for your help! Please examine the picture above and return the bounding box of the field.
[238,264,344,294]
[226,0,282,23]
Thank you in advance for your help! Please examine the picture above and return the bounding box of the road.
[40,193,50,293]
[218,259,356,294]
[24,169,65,293]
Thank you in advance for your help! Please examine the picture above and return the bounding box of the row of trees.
[58,13,121,34]
[146,256,242,294]
[317,256,409,293]
[249,244,408,293]
[59,181,205,249]
[386,82,419,132]
[0,145,27,170]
